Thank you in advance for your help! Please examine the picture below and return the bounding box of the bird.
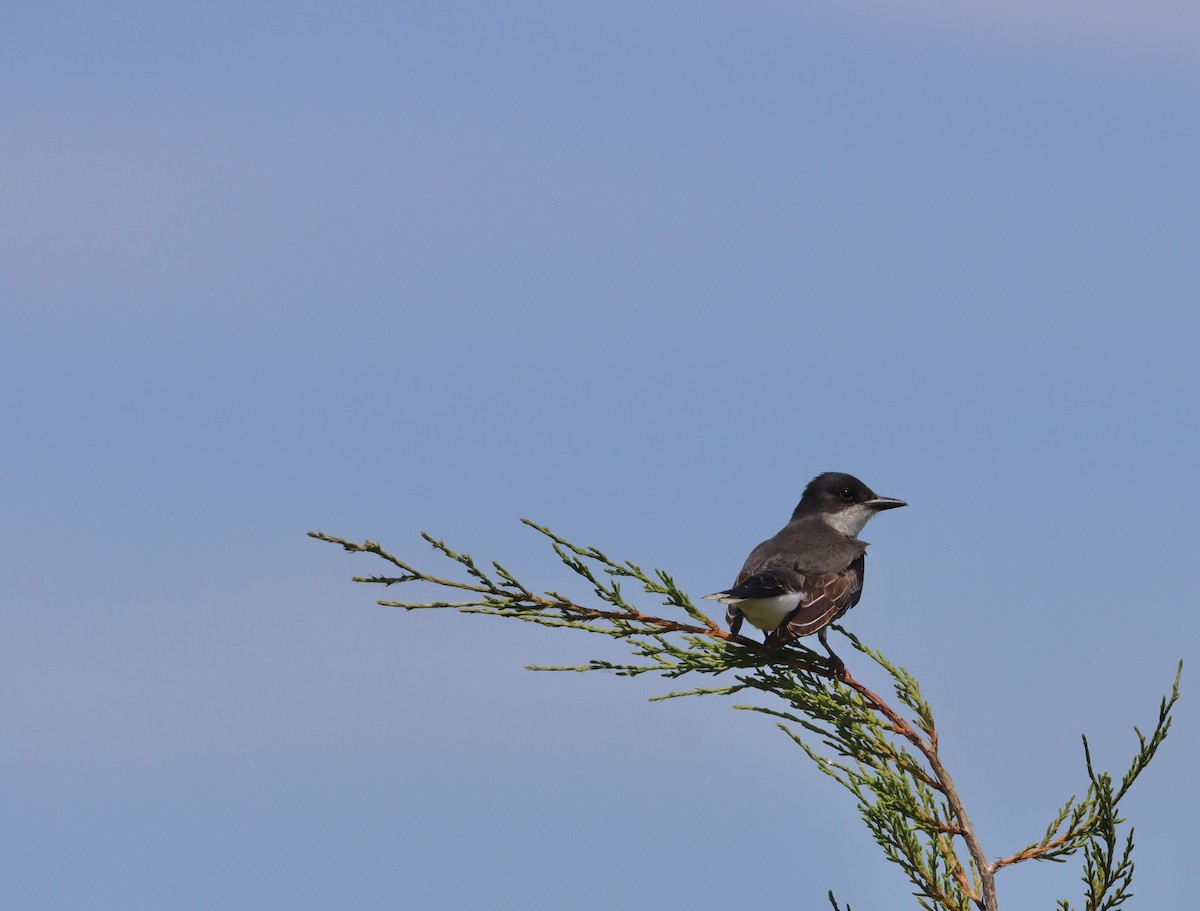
[703,472,906,676]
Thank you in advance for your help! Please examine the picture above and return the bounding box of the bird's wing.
[764,566,862,651]
[721,568,799,599]
[705,569,799,637]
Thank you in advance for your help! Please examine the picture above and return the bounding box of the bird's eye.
[840,488,854,501]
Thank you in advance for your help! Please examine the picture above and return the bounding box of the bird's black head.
[792,472,907,533]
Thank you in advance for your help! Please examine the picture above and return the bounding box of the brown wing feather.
[763,571,859,651]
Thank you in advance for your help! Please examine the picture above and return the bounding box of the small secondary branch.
[835,675,993,911]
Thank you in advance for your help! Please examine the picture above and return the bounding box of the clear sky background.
[4,2,1198,908]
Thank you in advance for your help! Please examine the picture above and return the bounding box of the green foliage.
[310,523,1180,911]
[1048,669,1181,911]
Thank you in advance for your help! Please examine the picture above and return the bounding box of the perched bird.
[704,472,906,675]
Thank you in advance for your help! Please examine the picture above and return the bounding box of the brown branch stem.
[837,676,995,911]
[991,825,1091,872]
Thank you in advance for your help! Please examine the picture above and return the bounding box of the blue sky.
[3,2,1197,908]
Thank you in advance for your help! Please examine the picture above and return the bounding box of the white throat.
[822,503,874,538]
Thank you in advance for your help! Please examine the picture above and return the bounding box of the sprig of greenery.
[1029,664,1180,911]
[310,522,1180,911]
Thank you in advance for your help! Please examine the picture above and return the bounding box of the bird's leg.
[817,628,846,680]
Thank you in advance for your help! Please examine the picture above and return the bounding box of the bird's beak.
[867,496,907,511]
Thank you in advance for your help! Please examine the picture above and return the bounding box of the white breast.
[736,593,805,631]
